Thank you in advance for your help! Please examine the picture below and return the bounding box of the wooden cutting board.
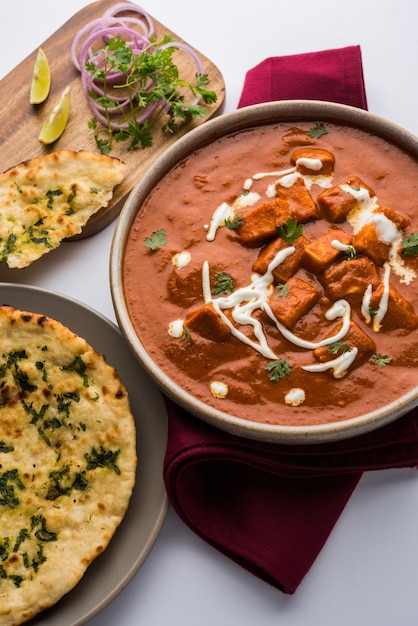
[0,0,225,238]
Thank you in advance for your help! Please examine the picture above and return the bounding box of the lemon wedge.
[30,48,51,104]
[38,86,71,144]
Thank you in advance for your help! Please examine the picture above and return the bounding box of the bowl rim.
[110,99,418,444]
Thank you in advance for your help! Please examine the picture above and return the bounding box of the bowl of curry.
[110,100,418,443]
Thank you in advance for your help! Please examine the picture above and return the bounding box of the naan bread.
[0,305,136,626]
[0,150,126,268]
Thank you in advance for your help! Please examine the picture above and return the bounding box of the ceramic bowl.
[110,100,418,443]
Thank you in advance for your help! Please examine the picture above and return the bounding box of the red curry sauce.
[123,122,418,426]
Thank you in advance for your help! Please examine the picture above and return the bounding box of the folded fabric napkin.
[163,45,418,594]
[237,45,368,109]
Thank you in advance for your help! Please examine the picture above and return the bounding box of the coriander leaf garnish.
[32,515,58,543]
[308,122,329,138]
[346,245,357,260]
[402,232,418,256]
[182,325,193,342]
[84,446,121,475]
[370,353,392,367]
[67,190,77,204]
[45,465,89,501]
[212,272,234,296]
[88,118,111,154]
[276,283,289,298]
[265,357,292,381]
[46,189,63,209]
[61,355,89,387]
[144,228,167,250]
[328,341,351,355]
[85,36,217,153]
[278,218,303,244]
[224,215,244,230]
[0,469,25,508]
[0,233,17,262]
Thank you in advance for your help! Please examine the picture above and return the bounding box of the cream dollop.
[210,381,228,398]
[285,388,306,406]
[168,319,185,338]
[172,250,191,269]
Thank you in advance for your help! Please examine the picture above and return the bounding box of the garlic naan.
[0,305,136,625]
[0,150,126,268]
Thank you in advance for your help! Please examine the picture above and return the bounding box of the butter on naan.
[0,305,136,626]
[0,150,126,268]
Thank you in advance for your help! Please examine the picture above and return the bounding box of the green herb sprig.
[402,233,418,256]
[346,245,357,260]
[212,272,234,296]
[328,341,351,355]
[85,36,217,153]
[144,228,167,250]
[371,353,392,367]
[265,357,292,381]
[308,122,329,138]
[276,284,288,298]
[224,215,243,231]
[278,218,303,244]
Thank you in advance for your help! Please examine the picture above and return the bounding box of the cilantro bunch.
[85,36,217,153]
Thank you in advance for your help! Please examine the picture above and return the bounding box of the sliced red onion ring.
[103,1,155,37]
[71,2,209,141]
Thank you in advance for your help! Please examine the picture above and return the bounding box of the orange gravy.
[123,122,418,426]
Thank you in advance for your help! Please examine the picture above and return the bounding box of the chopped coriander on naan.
[0,305,136,625]
[0,150,126,268]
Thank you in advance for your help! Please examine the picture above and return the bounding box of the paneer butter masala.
[123,122,418,427]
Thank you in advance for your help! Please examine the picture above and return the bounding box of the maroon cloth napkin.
[164,404,418,593]
[237,45,368,109]
[163,45,418,593]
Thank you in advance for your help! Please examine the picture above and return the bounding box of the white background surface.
[1,1,418,625]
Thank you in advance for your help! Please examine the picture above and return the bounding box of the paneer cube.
[281,127,316,151]
[353,222,391,265]
[376,205,410,230]
[313,320,376,366]
[290,147,335,175]
[322,257,381,299]
[302,228,352,274]
[167,266,205,307]
[275,175,319,223]
[317,175,375,222]
[369,283,418,331]
[252,235,310,283]
[353,205,410,265]
[237,198,289,247]
[185,302,231,341]
[268,276,321,329]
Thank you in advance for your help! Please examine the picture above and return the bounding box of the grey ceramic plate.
[0,283,168,626]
